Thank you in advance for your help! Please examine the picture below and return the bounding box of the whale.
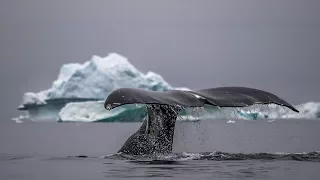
[104,87,299,155]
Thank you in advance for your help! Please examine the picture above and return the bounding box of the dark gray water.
[1,119,320,179]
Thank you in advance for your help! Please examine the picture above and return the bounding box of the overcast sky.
[1,0,319,122]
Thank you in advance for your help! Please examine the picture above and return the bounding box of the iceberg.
[17,53,174,121]
[20,53,172,107]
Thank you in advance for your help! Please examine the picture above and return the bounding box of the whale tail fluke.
[105,87,299,155]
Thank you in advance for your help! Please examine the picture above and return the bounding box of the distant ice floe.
[57,102,320,122]
[58,101,147,123]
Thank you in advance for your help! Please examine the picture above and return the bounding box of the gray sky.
[0,0,319,122]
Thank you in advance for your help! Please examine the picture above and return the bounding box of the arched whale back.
[104,87,299,112]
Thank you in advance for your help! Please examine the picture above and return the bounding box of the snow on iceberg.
[17,53,174,121]
[19,53,172,108]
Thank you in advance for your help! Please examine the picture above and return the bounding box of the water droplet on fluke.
[106,104,112,110]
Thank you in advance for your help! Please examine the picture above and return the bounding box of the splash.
[105,151,320,162]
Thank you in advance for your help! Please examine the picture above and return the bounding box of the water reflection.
[103,160,277,179]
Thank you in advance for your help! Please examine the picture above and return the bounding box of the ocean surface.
[1,119,320,180]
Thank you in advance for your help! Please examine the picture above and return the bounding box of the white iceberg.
[17,53,175,121]
[19,53,172,108]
